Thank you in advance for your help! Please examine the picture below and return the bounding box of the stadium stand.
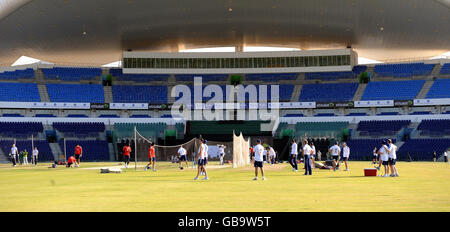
[304,66,367,81]
[35,114,56,117]
[2,114,24,117]
[298,83,358,102]
[374,63,434,77]
[425,79,450,98]
[189,121,267,135]
[361,80,425,100]
[399,139,450,160]
[0,83,40,102]
[67,114,89,118]
[245,73,298,82]
[175,74,228,82]
[46,84,104,103]
[60,140,109,161]
[42,67,101,81]
[346,112,367,116]
[130,114,151,118]
[0,68,34,80]
[417,119,450,136]
[439,63,450,75]
[0,122,43,137]
[98,114,120,118]
[0,140,54,161]
[357,120,410,136]
[53,122,105,135]
[112,85,167,103]
[110,69,170,82]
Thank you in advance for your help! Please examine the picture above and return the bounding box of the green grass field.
[0,161,449,212]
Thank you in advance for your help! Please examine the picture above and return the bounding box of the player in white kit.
[194,138,208,180]
[177,146,188,169]
[377,140,390,177]
[329,142,341,171]
[342,142,350,171]
[252,139,266,180]
[218,145,226,165]
[385,139,399,177]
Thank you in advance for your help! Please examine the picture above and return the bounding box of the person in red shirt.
[145,143,156,171]
[74,145,82,167]
[123,145,131,168]
[67,155,76,168]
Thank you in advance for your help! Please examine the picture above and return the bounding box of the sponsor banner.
[316,102,354,108]
[0,101,90,109]
[90,103,110,110]
[354,100,394,108]
[414,98,450,106]
[269,102,316,109]
[110,103,148,110]
[148,104,171,110]
[394,100,413,107]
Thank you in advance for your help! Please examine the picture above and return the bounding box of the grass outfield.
[0,161,449,212]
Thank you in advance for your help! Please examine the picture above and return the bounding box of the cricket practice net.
[233,131,251,168]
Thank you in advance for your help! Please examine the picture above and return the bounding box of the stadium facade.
[0,0,449,163]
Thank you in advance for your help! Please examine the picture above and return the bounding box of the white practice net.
[232,131,251,168]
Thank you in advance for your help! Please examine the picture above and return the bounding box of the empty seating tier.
[0,122,43,137]
[0,68,34,80]
[112,85,167,103]
[53,122,105,134]
[299,83,358,102]
[0,83,40,102]
[60,140,109,161]
[175,74,228,82]
[245,73,298,82]
[361,80,425,100]
[42,67,101,81]
[46,84,104,103]
[374,63,434,77]
[110,69,170,82]
[357,120,410,136]
[426,79,450,99]
[399,139,450,160]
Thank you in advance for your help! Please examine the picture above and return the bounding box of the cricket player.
[122,144,131,168]
[372,147,378,164]
[74,144,82,167]
[194,138,208,180]
[310,142,316,168]
[268,146,276,165]
[302,139,314,175]
[252,139,266,180]
[145,143,156,171]
[289,139,298,172]
[377,141,390,177]
[178,145,188,169]
[342,143,350,171]
[10,144,18,167]
[218,145,226,165]
[385,139,399,177]
[32,147,39,166]
[329,142,341,171]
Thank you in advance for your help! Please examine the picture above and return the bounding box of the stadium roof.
[0,0,449,66]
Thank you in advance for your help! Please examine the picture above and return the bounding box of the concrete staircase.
[416,79,434,99]
[352,83,367,101]
[49,143,63,160]
[103,86,113,103]
[430,64,442,77]
[37,84,50,102]
[291,85,302,102]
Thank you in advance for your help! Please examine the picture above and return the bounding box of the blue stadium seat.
[60,140,109,161]
[46,84,104,103]
[299,83,358,102]
[357,120,410,136]
[426,79,450,99]
[374,63,434,77]
[0,83,40,102]
[245,73,298,82]
[0,122,43,138]
[175,74,229,82]
[399,139,450,160]
[112,85,167,103]
[53,122,105,134]
[0,68,35,80]
[110,69,170,82]
[361,80,425,100]
[439,63,450,75]
[42,67,101,81]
